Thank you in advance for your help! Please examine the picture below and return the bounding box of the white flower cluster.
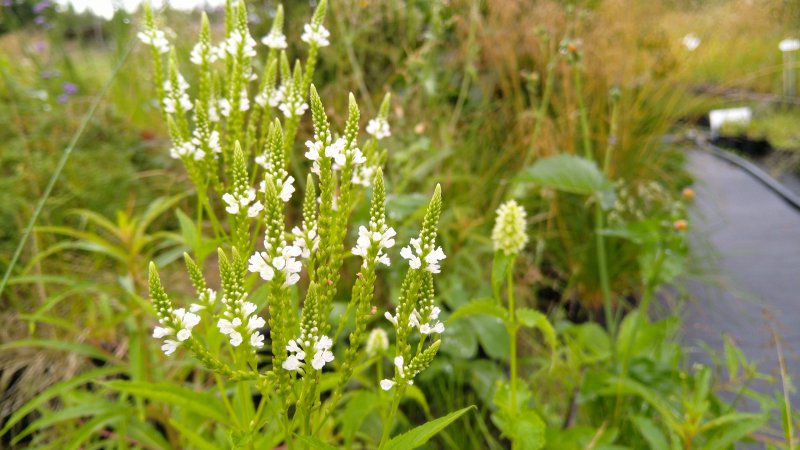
[219,89,251,117]
[192,128,222,157]
[259,174,295,203]
[217,301,266,348]
[222,189,263,217]
[380,356,413,391]
[385,306,444,336]
[400,238,446,273]
[247,243,303,286]
[169,141,205,161]
[261,31,288,49]
[279,89,309,118]
[255,84,284,108]
[283,334,334,371]
[190,40,219,65]
[222,29,257,58]
[189,288,218,313]
[153,308,201,356]
[352,164,378,187]
[366,117,391,140]
[291,224,319,259]
[300,23,330,47]
[163,75,192,114]
[138,28,170,54]
[351,223,396,267]
[304,137,368,175]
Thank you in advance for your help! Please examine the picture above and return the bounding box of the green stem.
[379,387,405,449]
[572,63,593,160]
[507,261,518,416]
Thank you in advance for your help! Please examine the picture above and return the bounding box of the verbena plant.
[135,1,470,448]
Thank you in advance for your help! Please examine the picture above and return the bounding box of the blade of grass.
[0,38,137,298]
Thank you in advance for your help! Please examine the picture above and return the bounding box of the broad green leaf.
[631,416,668,450]
[105,381,231,425]
[448,298,507,323]
[341,391,379,446]
[518,154,610,195]
[13,400,124,444]
[470,315,510,361]
[440,318,478,359]
[385,406,475,450]
[516,308,557,352]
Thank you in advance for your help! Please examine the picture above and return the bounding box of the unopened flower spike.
[138,3,170,55]
[149,262,201,356]
[492,200,529,256]
[292,174,320,260]
[183,253,218,313]
[400,184,446,273]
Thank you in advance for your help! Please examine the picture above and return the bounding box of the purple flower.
[34,41,46,52]
[33,0,50,14]
[62,82,78,95]
[57,94,69,104]
[34,16,46,26]
[2,0,12,7]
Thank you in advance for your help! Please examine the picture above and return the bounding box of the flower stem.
[379,386,404,449]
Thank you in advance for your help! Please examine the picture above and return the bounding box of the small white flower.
[380,379,396,391]
[152,326,172,339]
[247,201,264,218]
[250,332,265,348]
[161,339,179,355]
[218,98,231,117]
[228,331,243,347]
[163,74,193,114]
[261,31,287,49]
[190,41,218,65]
[283,354,303,371]
[366,117,391,139]
[248,251,275,281]
[169,141,205,161]
[278,95,309,118]
[300,23,330,47]
[394,355,405,378]
[311,335,334,370]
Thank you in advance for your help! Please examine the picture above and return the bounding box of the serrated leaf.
[385,406,475,450]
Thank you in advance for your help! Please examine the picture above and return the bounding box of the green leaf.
[0,339,114,362]
[340,391,379,446]
[492,251,512,299]
[631,416,668,450]
[498,413,546,450]
[104,381,231,425]
[448,298,507,323]
[385,406,475,450]
[470,315,510,361]
[169,418,222,450]
[295,435,339,450]
[516,308,557,352]
[440,318,478,359]
[703,417,765,450]
[0,367,122,437]
[518,154,611,196]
